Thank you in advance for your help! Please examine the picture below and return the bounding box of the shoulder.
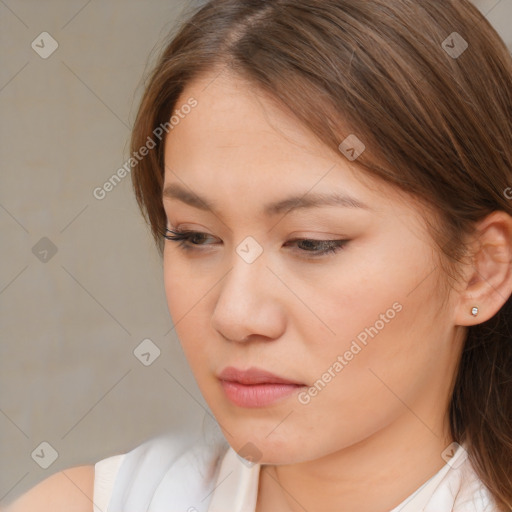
[423,444,498,512]
[1,465,95,512]
[391,443,498,512]
[96,428,230,511]
[450,454,498,512]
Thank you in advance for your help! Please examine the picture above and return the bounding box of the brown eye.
[286,239,349,257]
[163,229,219,249]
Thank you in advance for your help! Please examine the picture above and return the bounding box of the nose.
[210,254,286,343]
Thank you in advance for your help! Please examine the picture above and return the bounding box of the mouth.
[218,366,307,408]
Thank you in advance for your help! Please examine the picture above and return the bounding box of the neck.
[256,411,454,512]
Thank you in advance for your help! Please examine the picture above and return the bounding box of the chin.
[215,418,314,465]
[230,440,304,466]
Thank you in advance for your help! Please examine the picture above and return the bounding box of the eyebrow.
[162,183,371,216]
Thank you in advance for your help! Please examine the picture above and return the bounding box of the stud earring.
[471,306,479,316]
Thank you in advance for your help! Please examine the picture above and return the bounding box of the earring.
[471,307,479,316]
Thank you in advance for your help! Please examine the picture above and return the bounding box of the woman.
[5,0,512,510]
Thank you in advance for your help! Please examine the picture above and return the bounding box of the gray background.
[1,0,511,505]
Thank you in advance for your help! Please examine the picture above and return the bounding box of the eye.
[163,228,349,258]
[285,238,348,257]
[163,228,219,250]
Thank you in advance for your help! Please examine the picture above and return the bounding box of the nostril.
[224,334,252,343]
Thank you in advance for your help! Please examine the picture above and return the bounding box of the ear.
[455,210,512,326]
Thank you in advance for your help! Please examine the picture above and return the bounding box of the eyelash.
[163,228,348,258]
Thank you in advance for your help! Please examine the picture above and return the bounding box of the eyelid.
[164,228,219,241]
[164,228,349,258]
[287,232,349,240]
[165,228,345,243]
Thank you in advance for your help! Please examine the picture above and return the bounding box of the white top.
[93,428,497,512]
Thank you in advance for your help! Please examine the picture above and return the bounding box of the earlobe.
[455,211,512,326]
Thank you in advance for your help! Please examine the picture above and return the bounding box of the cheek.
[163,258,184,322]
[291,244,428,352]
[295,260,448,428]
[294,239,441,389]
[163,256,200,347]
[162,254,216,361]
[163,249,208,320]
[352,234,434,327]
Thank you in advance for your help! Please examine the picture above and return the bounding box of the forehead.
[162,70,418,219]
[166,70,334,161]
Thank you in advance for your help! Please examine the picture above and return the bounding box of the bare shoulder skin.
[1,465,95,512]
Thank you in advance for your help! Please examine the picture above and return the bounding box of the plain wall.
[1,0,511,505]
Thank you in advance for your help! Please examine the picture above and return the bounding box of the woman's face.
[162,69,464,464]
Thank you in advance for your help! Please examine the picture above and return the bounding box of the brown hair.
[129,0,512,508]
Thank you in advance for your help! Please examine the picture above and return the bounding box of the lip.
[218,366,306,408]
[218,366,304,385]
